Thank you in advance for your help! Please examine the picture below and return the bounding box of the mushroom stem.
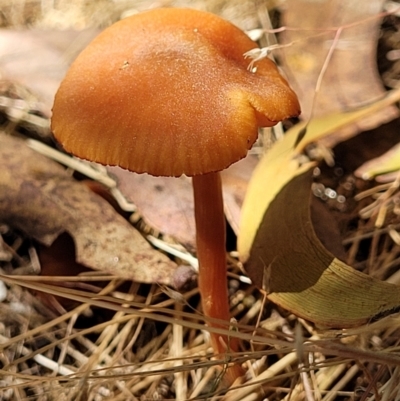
[192,172,243,383]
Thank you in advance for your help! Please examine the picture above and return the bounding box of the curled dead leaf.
[238,94,400,327]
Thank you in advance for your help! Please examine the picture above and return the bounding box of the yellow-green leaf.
[239,88,400,262]
[238,89,400,327]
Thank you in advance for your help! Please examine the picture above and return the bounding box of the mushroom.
[51,7,300,383]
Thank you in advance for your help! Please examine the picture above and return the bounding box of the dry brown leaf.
[109,167,197,250]
[281,0,398,140]
[0,29,97,110]
[221,155,258,235]
[0,133,178,285]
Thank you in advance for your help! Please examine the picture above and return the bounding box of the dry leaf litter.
[1,1,400,401]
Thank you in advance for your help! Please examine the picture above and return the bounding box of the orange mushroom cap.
[51,8,300,177]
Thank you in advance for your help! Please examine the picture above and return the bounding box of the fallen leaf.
[0,29,98,111]
[239,88,400,258]
[0,133,179,285]
[238,96,400,327]
[243,168,400,328]
[281,0,398,137]
[221,155,259,235]
[109,167,197,250]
